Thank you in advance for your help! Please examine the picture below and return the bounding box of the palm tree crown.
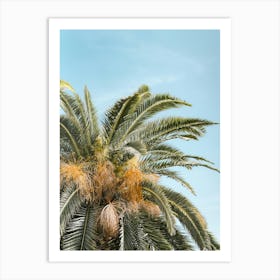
[60,80,220,250]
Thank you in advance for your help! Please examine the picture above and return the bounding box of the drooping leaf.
[142,181,176,236]
[60,184,83,236]
[61,204,99,250]
[162,187,216,250]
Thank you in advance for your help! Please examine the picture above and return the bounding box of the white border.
[49,18,231,262]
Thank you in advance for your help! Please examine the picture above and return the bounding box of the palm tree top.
[60,80,219,251]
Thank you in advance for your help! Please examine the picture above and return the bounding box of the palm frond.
[119,212,148,250]
[60,116,82,157]
[150,168,196,195]
[142,181,176,236]
[60,92,91,156]
[150,144,214,164]
[60,80,75,93]
[141,155,219,173]
[60,184,84,236]
[158,220,194,250]
[162,187,213,250]
[61,204,98,250]
[207,231,220,250]
[84,86,99,143]
[149,144,187,157]
[103,86,151,144]
[126,117,216,147]
[167,229,194,250]
[116,94,191,145]
[60,137,74,159]
[139,211,173,250]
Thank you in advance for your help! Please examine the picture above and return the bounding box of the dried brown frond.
[60,162,84,182]
[60,162,92,201]
[139,200,161,217]
[98,203,119,238]
[119,167,143,202]
[92,161,118,203]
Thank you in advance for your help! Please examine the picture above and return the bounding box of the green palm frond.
[84,86,99,143]
[60,93,90,156]
[126,117,216,147]
[60,88,101,158]
[103,86,151,145]
[162,187,217,250]
[60,184,84,236]
[60,116,82,157]
[61,204,99,250]
[150,144,214,164]
[60,138,74,158]
[207,231,220,250]
[167,229,194,250]
[61,91,92,154]
[151,168,196,195]
[119,212,148,250]
[116,95,191,145]
[141,155,219,173]
[149,144,188,157]
[142,181,176,236]
[158,220,194,250]
[139,212,173,250]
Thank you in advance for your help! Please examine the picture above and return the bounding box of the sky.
[60,29,220,241]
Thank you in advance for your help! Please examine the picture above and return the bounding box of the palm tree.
[59,80,220,251]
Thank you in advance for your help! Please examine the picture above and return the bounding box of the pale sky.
[60,29,220,241]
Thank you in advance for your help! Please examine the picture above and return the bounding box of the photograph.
[49,18,231,261]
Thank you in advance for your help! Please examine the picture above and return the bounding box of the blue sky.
[60,30,220,241]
